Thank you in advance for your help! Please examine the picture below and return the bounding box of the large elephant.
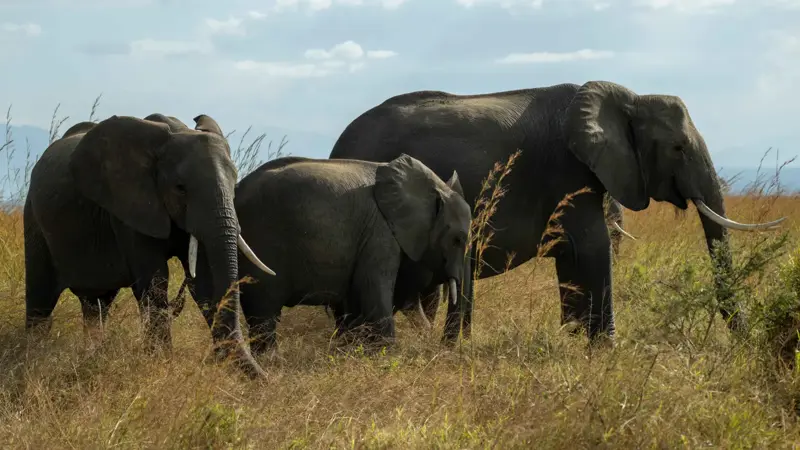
[186,153,471,354]
[23,113,275,379]
[328,80,785,343]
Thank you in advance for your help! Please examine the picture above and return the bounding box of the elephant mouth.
[670,178,689,210]
[448,278,458,305]
[185,233,276,278]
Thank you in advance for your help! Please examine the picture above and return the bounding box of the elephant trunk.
[196,198,265,379]
[442,247,473,342]
[695,182,744,332]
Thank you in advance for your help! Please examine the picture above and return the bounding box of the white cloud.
[635,0,735,13]
[1,22,42,37]
[456,0,542,9]
[381,0,407,8]
[129,39,213,58]
[236,40,396,79]
[204,17,245,36]
[247,10,268,19]
[495,48,614,64]
[367,50,398,59]
[274,0,406,11]
[234,60,335,78]
[454,0,800,13]
[304,40,365,60]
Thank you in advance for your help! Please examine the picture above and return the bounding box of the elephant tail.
[170,276,189,318]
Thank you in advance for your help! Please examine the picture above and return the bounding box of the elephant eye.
[673,144,684,153]
[175,184,187,195]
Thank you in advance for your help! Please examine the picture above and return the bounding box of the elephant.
[23,112,276,379]
[185,153,471,355]
[328,80,785,344]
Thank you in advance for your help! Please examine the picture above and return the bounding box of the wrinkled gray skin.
[330,80,784,343]
[24,112,270,379]
[604,193,625,257]
[187,154,471,354]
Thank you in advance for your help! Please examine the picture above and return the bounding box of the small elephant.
[189,154,472,354]
[23,113,275,379]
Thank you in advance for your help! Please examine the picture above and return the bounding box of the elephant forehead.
[446,194,472,228]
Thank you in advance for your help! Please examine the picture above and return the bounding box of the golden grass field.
[1,112,800,448]
[1,190,800,449]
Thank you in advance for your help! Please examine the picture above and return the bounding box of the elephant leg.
[239,280,281,356]
[131,264,172,353]
[24,224,61,336]
[351,246,400,348]
[555,223,615,343]
[78,290,117,347]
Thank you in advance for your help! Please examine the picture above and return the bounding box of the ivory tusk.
[188,235,198,278]
[612,221,637,240]
[416,300,432,329]
[237,234,277,276]
[449,279,458,306]
[694,200,786,231]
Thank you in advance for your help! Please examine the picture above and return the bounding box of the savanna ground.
[2,103,800,448]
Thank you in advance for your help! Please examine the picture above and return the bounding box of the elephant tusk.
[237,234,277,276]
[612,221,637,240]
[449,278,458,306]
[188,235,198,278]
[416,299,432,329]
[694,200,786,231]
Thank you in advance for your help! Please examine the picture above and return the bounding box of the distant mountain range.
[2,123,799,204]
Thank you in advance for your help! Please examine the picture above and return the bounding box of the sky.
[1,0,799,167]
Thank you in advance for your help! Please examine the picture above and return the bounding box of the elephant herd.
[22,80,786,380]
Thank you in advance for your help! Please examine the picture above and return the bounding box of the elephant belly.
[472,212,551,279]
[39,209,132,291]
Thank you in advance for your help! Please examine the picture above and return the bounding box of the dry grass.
[4,105,800,448]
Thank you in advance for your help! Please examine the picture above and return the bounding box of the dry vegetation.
[2,104,800,448]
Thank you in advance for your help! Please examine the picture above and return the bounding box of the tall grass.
[2,101,800,448]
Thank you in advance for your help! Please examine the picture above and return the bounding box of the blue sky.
[1,0,799,166]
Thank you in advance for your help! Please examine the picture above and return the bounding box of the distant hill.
[2,123,798,204]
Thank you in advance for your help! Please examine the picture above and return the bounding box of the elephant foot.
[25,316,53,337]
[231,346,269,381]
[211,341,268,381]
[586,332,616,355]
[82,323,107,352]
[560,319,584,335]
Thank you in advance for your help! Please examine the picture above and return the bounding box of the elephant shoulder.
[238,156,316,189]
[251,156,315,174]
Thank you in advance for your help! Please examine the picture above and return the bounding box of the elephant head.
[68,114,275,378]
[565,80,785,330]
[374,154,472,325]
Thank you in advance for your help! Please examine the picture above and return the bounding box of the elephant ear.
[445,170,465,198]
[69,115,172,239]
[62,121,97,139]
[374,154,440,262]
[565,81,649,211]
[193,114,225,137]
